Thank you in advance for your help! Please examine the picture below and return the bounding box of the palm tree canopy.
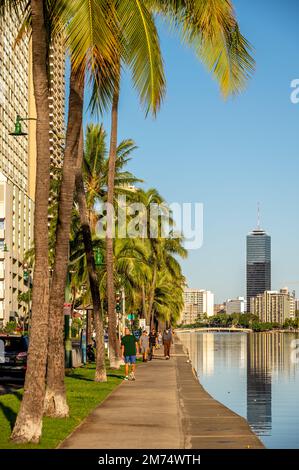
[149,0,255,97]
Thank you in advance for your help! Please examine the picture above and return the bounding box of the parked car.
[0,335,29,377]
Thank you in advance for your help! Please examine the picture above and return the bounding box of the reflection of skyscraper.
[202,333,214,376]
[247,334,272,435]
[246,225,271,311]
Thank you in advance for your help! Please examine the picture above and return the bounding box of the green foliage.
[69,124,186,327]
[283,318,299,330]
[17,291,31,305]
[2,321,17,334]
[71,318,82,339]
[178,313,292,333]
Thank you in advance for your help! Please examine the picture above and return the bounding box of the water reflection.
[247,334,272,435]
[177,331,299,448]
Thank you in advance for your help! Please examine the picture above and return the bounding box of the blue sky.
[84,0,299,303]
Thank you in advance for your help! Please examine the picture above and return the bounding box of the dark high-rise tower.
[246,211,271,311]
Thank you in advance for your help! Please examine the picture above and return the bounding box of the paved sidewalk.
[60,342,264,449]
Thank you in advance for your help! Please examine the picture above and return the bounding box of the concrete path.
[60,341,264,449]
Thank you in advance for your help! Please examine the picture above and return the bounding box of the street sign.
[63,303,72,316]
[127,314,135,321]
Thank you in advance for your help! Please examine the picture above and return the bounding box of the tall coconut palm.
[44,68,85,417]
[75,134,107,383]
[43,0,118,418]
[10,0,52,443]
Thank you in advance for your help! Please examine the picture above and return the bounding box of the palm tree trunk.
[11,0,50,443]
[148,264,157,328]
[44,65,84,417]
[75,141,107,382]
[142,285,146,319]
[106,75,121,369]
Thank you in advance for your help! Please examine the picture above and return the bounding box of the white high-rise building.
[0,9,34,325]
[181,288,214,324]
[250,288,296,324]
[226,296,246,314]
[0,8,65,326]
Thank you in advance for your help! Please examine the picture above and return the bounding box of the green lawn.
[0,364,124,449]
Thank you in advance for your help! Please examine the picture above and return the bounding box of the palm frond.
[56,0,118,83]
[151,0,255,97]
[117,0,166,115]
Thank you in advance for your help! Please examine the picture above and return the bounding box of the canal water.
[177,331,299,449]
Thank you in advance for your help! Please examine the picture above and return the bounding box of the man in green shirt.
[121,327,139,381]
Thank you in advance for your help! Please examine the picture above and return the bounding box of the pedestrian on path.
[148,328,157,361]
[162,328,173,359]
[121,327,139,380]
[140,330,149,362]
[157,330,163,349]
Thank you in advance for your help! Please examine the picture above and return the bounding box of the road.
[0,377,24,396]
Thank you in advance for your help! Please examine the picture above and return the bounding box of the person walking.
[140,330,149,362]
[157,330,163,349]
[162,327,173,359]
[121,327,139,380]
[148,328,157,361]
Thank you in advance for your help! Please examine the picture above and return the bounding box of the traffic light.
[116,292,121,313]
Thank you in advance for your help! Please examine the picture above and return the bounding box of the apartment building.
[250,288,296,324]
[0,8,65,325]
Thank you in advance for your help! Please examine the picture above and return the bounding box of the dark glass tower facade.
[246,228,271,311]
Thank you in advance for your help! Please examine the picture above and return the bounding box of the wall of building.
[226,297,246,315]
[0,9,34,326]
[250,289,295,324]
[181,288,214,324]
[0,8,65,326]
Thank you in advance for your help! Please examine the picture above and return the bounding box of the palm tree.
[71,124,141,380]
[7,0,117,433]
[44,66,85,418]
[82,123,140,232]
[10,0,52,443]
[103,0,254,366]
[44,0,117,417]
[151,271,184,326]
[75,155,107,382]
[100,0,166,367]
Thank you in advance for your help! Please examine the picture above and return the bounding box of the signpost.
[80,328,87,365]
[64,303,72,368]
